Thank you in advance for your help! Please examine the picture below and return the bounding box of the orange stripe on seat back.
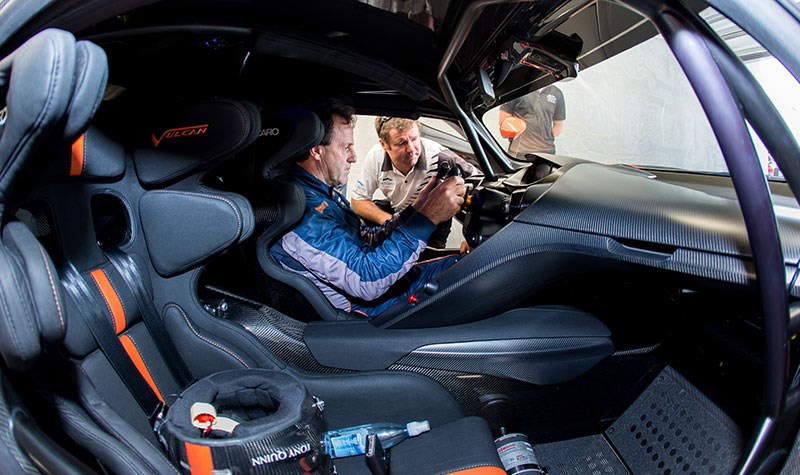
[90,269,126,334]
[447,467,507,475]
[118,334,165,403]
[70,133,85,176]
[184,442,214,475]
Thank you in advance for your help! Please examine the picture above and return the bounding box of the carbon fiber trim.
[387,364,531,416]
[205,286,349,374]
[204,287,537,413]
[379,223,757,328]
[397,337,613,384]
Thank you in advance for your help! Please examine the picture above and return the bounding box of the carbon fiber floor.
[533,366,742,475]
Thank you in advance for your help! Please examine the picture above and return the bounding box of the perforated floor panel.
[532,366,742,475]
[606,366,742,474]
[537,435,629,474]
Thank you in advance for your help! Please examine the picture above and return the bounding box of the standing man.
[499,85,566,158]
[351,117,476,249]
[271,102,466,318]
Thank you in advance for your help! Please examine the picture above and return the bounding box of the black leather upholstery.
[140,190,254,276]
[0,30,106,371]
[259,108,325,180]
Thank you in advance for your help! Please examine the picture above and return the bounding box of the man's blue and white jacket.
[270,166,454,317]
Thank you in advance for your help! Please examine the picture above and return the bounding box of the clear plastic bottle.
[321,420,430,458]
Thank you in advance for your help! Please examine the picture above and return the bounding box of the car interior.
[0,0,799,474]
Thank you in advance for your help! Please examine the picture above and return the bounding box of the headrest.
[0,29,77,207]
[139,190,254,276]
[259,108,324,180]
[132,99,261,186]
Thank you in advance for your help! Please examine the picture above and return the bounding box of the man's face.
[319,117,356,186]
[382,123,421,172]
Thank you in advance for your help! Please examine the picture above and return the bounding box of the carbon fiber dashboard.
[376,163,800,329]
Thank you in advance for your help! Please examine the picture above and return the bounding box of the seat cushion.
[296,371,503,475]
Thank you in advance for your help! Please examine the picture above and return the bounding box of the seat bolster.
[3,222,64,346]
[140,189,253,276]
[71,367,181,475]
[256,181,352,321]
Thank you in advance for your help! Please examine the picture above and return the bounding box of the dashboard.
[374,160,800,328]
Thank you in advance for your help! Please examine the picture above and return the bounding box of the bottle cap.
[406,420,431,437]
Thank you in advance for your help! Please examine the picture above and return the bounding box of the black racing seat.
[254,108,353,321]
[4,73,505,474]
[0,29,112,473]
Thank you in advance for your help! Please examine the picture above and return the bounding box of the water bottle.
[321,420,430,458]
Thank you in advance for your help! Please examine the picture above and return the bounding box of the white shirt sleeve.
[351,143,384,201]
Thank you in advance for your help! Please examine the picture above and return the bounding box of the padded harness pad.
[140,189,254,276]
[0,222,65,370]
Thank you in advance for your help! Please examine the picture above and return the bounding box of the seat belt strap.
[105,249,193,388]
[61,262,163,418]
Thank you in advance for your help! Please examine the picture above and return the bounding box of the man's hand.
[415,176,465,225]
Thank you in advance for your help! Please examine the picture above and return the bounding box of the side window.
[483,30,726,173]
[482,2,800,181]
[701,8,800,180]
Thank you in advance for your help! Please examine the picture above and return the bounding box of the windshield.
[482,4,800,178]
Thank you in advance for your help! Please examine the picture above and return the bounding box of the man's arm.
[552,119,564,137]
[352,199,393,225]
[277,177,464,302]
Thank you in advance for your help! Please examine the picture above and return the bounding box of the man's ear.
[310,145,324,161]
[379,139,390,153]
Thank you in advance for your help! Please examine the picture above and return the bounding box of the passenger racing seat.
[8,65,505,473]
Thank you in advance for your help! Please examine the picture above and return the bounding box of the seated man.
[270,101,466,317]
[351,116,476,249]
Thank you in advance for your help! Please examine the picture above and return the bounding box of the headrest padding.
[63,41,108,141]
[0,29,77,205]
[133,99,261,186]
[259,108,323,180]
[139,190,254,276]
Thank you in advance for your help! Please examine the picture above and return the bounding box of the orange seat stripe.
[90,269,126,334]
[70,134,85,176]
[447,467,507,475]
[118,334,165,403]
[184,442,214,475]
